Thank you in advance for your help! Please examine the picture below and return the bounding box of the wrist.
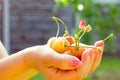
[23,47,36,69]
[24,46,43,70]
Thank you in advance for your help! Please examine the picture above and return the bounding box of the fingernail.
[72,58,80,67]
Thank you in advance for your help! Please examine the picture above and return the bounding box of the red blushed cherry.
[65,36,75,45]
[79,19,86,29]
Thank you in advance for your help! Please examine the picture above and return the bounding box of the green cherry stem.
[77,30,83,37]
[52,16,60,37]
[73,34,80,55]
[52,16,70,36]
[79,30,86,40]
[104,33,114,42]
[79,45,101,51]
[74,39,79,56]
[65,45,101,51]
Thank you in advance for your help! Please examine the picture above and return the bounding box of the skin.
[37,47,96,80]
[0,41,79,80]
[0,41,9,59]
[0,40,104,80]
[89,40,104,72]
[0,41,38,80]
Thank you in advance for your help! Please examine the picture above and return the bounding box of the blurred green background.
[30,0,120,80]
[54,0,120,54]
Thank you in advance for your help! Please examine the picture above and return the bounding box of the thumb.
[47,51,81,70]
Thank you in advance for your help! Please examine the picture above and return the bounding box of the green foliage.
[29,73,46,80]
[84,57,120,80]
[54,0,120,53]
[54,0,69,7]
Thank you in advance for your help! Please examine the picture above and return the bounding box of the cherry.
[79,19,86,29]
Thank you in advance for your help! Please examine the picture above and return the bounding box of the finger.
[90,40,104,72]
[79,49,95,78]
[89,49,102,73]
[63,50,72,55]
[94,40,104,50]
[46,51,81,70]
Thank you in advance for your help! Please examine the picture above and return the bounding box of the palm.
[40,48,96,80]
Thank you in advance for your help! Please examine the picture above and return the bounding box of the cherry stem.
[73,30,85,56]
[78,30,83,37]
[65,45,101,51]
[79,30,86,40]
[103,33,113,42]
[73,39,79,56]
[52,16,70,36]
[79,45,101,51]
[52,16,60,37]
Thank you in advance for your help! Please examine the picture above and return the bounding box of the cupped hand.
[39,46,96,80]
[26,40,104,80]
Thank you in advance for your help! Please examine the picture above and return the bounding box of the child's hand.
[26,43,104,80]
[0,40,104,80]
[26,45,80,70]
